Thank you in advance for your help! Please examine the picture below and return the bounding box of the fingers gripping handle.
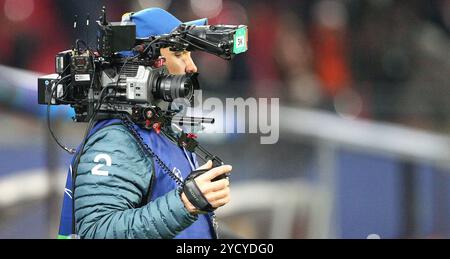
[210,157,229,181]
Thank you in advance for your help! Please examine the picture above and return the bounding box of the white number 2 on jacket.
[91,154,112,176]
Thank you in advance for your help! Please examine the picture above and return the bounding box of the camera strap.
[182,169,215,212]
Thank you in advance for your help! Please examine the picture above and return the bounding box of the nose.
[185,57,198,74]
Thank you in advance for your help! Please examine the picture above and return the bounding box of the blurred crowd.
[0,0,449,133]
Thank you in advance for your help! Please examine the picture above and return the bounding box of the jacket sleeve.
[74,125,197,239]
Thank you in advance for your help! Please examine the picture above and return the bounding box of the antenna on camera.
[72,15,79,51]
[74,15,78,28]
[73,15,79,37]
[101,6,108,26]
[86,13,90,49]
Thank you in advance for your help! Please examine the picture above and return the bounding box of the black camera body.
[38,8,248,124]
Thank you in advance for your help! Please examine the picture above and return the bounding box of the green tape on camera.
[233,26,248,54]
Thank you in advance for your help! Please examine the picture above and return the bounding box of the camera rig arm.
[127,105,226,173]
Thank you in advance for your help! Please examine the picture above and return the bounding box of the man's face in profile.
[160,47,198,75]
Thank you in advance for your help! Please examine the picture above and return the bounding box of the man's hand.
[181,160,232,214]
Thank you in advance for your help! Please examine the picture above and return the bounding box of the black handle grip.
[189,158,229,182]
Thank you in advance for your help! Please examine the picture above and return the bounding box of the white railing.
[280,106,450,170]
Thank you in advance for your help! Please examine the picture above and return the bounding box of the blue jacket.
[58,119,215,239]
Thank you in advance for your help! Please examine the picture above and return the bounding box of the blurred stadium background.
[0,0,449,239]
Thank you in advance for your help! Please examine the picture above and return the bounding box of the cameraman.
[58,8,232,239]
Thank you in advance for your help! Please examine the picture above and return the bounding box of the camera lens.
[153,73,199,102]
